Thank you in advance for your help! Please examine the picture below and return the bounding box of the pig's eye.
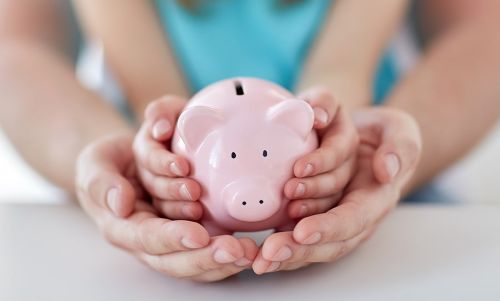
[231,152,237,159]
[262,150,268,157]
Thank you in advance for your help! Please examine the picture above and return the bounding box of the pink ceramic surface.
[172,78,318,235]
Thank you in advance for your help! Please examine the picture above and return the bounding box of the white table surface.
[1,202,499,301]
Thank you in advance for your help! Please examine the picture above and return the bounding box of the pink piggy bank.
[172,78,318,235]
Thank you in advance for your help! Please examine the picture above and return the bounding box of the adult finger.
[287,227,373,266]
[100,212,210,255]
[76,138,137,217]
[153,198,203,221]
[140,235,246,278]
[279,227,374,272]
[353,108,422,184]
[255,226,373,274]
[292,185,398,244]
[190,237,257,282]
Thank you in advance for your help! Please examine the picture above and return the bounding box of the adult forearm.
[297,0,409,110]
[0,42,132,192]
[386,18,500,194]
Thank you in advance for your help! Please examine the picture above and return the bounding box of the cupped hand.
[132,95,203,221]
[285,86,359,219]
[253,107,422,274]
[76,133,258,282]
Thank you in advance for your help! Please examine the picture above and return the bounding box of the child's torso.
[155,0,332,92]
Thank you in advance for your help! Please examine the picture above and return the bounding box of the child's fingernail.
[271,246,292,261]
[235,257,252,267]
[181,237,203,249]
[179,184,193,200]
[296,204,308,217]
[301,163,314,177]
[106,187,120,215]
[265,262,280,273]
[181,205,195,219]
[313,107,329,125]
[384,153,400,179]
[170,161,184,176]
[213,249,237,264]
[294,183,306,198]
[302,232,321,245]
[152,119,171,139]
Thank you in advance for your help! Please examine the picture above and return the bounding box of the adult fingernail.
[302,232,321,245]
[384,153,400,179]
[271,246,292,261]
[106,188,119,215]
[180,184,192,200]
[213,249,237,264]
[294,183,306,198]
[181,237,203,249]
[265,261,280,273]
[313,107,328,125]
[235,257,252,267]
[170,161,184,176]
[301,163,314,177]
[152,119,171,139]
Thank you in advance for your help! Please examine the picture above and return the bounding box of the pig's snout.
[223,179,281,222]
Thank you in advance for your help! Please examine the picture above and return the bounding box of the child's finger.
[285,156,355,200]
[144,95,187,141]
[153,198,203,221]
[293,108,358,178]
[139,168,201,201]
[287,194,342,219]
[141,235,246,279]
[298,86,340,129]
[133,122,190,177]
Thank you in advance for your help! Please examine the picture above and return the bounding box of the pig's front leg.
[202,220,233,236]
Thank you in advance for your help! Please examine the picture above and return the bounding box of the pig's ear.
[177,106,225,151]
[266,99,314,140]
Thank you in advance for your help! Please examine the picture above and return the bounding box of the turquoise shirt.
[156,0,397,103]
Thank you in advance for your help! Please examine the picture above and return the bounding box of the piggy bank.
[172,78,318,235]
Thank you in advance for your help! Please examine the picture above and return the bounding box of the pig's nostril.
[242,201,247,206]
[259,200,264,204]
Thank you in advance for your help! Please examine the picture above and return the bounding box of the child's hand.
[133,95,203,220]
[284,86,359,219]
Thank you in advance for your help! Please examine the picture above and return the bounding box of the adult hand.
[76,133,258,282]
[253,107,422,274]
